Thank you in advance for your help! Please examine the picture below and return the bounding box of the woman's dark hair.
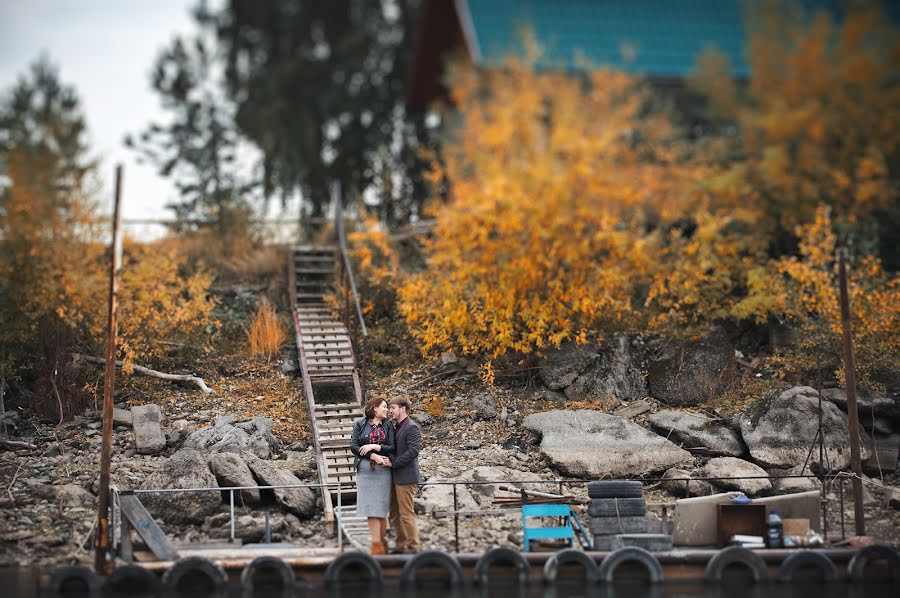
[364,397,387,419]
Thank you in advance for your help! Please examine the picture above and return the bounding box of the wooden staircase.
[288,244,371,550]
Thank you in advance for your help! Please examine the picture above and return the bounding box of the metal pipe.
[453,483,459,553]
[337,483,343,552]
[230,489,235,543]
[95,165,124,574]
[838,248,866,536]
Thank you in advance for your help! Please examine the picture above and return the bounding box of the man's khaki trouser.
[389,483,419,550]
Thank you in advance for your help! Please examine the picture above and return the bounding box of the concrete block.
[133,403,166,455]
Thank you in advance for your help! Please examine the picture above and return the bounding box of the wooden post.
[838,248,865,536]
[95,165,124,572]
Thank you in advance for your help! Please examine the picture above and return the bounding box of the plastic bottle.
[766,508,784,548]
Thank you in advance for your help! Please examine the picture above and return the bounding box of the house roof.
[462,0,751,77]
[407,0,899,109]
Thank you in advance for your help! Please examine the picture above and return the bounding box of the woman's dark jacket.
[350,417,396,470]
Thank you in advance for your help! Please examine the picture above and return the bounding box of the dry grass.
[247,297,287,363]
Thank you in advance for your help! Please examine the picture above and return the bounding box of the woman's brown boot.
[370,541,385,555]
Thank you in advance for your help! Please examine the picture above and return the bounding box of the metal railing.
[332,182,369,397]
[110,472,855,558]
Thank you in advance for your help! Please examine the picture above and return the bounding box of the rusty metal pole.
[95,165,124,573]
[838,248,865,536]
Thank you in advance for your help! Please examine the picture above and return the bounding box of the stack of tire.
[587,480,672,552]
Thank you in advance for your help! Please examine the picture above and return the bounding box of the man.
[387,396,421,554]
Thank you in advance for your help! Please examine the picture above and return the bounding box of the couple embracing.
[350,395,421,555]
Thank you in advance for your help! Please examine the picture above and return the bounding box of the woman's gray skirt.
[355,463,391,518]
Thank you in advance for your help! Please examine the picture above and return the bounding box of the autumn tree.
[689,0,900,260]
[0,58,219,417]
[0,57,101,394]
[398,50,711,375]
[125,33,260,246]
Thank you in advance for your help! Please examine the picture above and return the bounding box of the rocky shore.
[1,343,898,567]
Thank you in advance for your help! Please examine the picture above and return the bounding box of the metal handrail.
[333,181,368,339]
[332,182,368,395]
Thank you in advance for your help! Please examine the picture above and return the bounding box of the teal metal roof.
[461,0,896,78]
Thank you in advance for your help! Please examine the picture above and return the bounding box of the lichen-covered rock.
[739,386,872,469]
[523,410,691,477]
[140,449,221,524]
[700,457,771,496]
[647,328,733,407]
[647,410,744,457]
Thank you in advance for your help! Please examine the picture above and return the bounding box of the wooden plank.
[119,494,179,561]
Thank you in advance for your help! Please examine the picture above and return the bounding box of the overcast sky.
[0,0,203,235]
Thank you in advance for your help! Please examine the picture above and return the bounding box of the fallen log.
[72,354,213,395]
[0,439,36,451]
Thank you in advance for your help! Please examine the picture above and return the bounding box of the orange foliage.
[741,207,899,387]
[247,296,286,363]
[694,0,900,230]
[399,50,698,362]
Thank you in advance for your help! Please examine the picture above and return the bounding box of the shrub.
[247,297,286,363]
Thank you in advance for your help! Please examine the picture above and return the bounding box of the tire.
[473,547,531,586]
[48,565,101,596]
[777,550,836,583]
[587,480,644,499]
[103,564,162,595]
[616,533,673,553]
[399,550,463,588]
[240,556,295,593]
[324,550,382,587]
[597,546,663,583]
[162,557,227,595]
[588,498,646,517]
[543,548,599,583]
[589,515,648,535]
[847,545,900,584]
[704,546,768,584]
[592,535,621,551]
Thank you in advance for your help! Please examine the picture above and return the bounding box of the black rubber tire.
[776,550,836,583]
[589,515,648,535]
[588,498,646,517]
[847,545,900,584]
[473,547,531,586]
[48,565,101,595]
[162,556,227,595]
[704,546,768,584]
[102,564,162,595]
[543,548,599,583]
[597,546,663,583]
[616,533,673,553]
[399,550,463,588]
[592,535,620,551]
[324,550,383,587]
[240,556,295,592]
[587,480,644,499]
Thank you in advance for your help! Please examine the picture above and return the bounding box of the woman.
[350,396,396,555]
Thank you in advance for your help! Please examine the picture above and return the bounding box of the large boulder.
[538,343,597,390]
[209,452,260,505]
[647,328,733,407]
[132,404,166,455]
[523,410,692,477]
[562,335,648,402]
[181,416,279,459]
[739,386,872,469]
[140,450,221,524]
[243,454,317,518]
[660,468,714,497]
[646,410,744,457]
[822,389,900,423]
[699,457,771,497]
